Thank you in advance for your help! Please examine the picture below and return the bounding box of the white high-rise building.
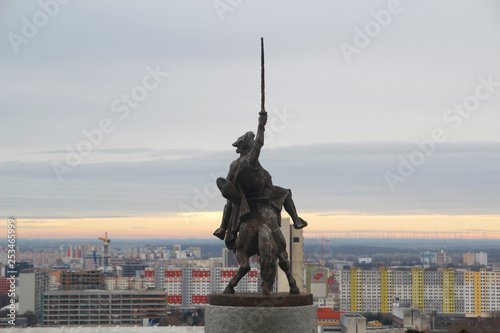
[18,271,49,319]
[476,252,488,266]
[276,218,304,292]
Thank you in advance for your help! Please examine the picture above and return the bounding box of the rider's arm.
[255,112,267,148]
[249,112,267,166]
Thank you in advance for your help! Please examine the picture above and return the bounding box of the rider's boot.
[213,228,226,240]
[213,202,232,240]
[284,193,308,229]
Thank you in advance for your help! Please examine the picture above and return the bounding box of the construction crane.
[98,232,111,269]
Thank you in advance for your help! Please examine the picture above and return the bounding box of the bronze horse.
[222,203,300,295]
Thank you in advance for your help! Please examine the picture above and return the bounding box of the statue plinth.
[205,292,317,333]
[209,292,312,307]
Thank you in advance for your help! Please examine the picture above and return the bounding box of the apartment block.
[146,266,261,306]
[222,248,238,267]
[42,290,167,327]
[392,269,412,305]
[476,252,488,266]
[0,277,12,295]
[421,251,436,267]
[436,250,451,266]
[420,250,450,268]
[463,252,476,266]
[423,270,444,312]
[340,267,500,315]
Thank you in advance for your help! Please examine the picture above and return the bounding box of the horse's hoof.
[290,286,300,294]
[223,286,235,294]
[262,290,273,296]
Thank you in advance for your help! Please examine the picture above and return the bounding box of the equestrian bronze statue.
[213,38,308,295]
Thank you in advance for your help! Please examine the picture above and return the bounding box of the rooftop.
[317,308,343,320]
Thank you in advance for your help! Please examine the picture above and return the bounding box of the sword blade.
[261,37,265,113]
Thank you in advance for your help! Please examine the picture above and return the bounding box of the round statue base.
[206,293,317,333]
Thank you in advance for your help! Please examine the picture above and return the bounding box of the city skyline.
[1,1,499,238]
[8,214,500,239]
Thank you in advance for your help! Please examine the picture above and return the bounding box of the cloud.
[1,1,500,161]
[2,142,498,219]
[1,1,499,223]
[22,148,206,163]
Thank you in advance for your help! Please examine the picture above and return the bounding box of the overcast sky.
[1,1,499,234]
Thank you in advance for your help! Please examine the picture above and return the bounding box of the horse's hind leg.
[278,252,300,294]
[223,251,251,294]
[258,226,278,295]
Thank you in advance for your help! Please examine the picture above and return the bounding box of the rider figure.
[213,111,307,249]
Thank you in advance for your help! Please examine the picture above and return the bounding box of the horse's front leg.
[278,252,300,294]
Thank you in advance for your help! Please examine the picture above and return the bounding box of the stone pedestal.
[205,293,317,333]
